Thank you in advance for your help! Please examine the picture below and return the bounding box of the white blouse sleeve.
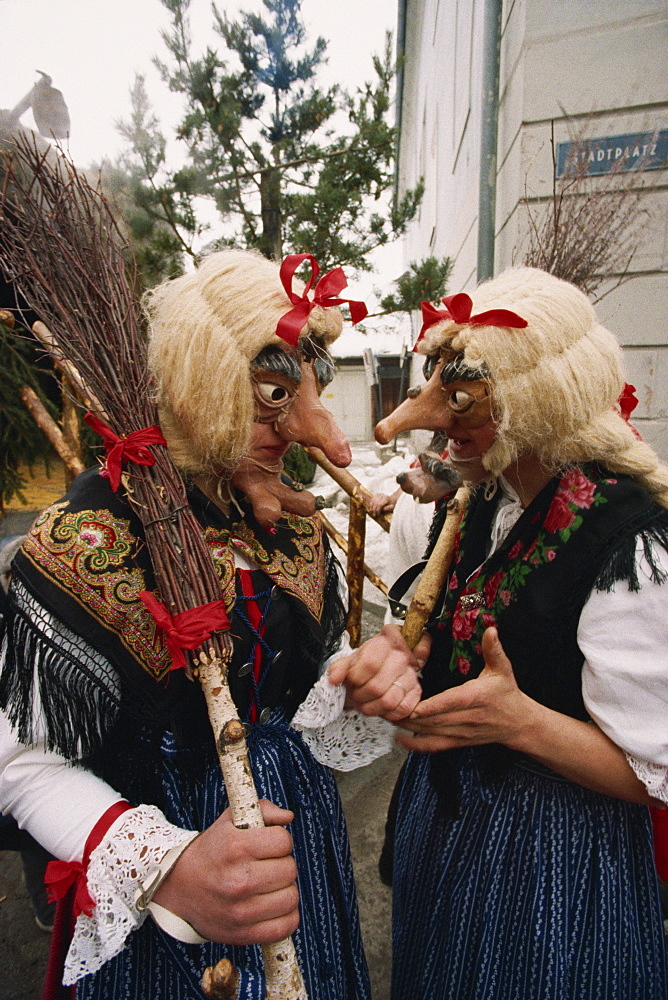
[287,549,396,770]
[0,709,123,861]
[0,708,198,982]
[579,537,668,804]
[0,608,199,984]
[291,635,395,771]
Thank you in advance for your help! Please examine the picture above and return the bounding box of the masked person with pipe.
[330,267,668,1000]
[0,250,421,1000]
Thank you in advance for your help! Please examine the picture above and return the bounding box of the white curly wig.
[145,249,342,474]
[420,267,668,506]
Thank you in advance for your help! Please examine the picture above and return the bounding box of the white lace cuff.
[63,805,199,984]
[292,669,394,771]
[625,754,668,805]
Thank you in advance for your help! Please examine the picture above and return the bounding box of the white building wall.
[397,0,668,457]
[321,366,373,442]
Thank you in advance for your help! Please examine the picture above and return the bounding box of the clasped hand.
[152,800,300,945]
[327,624,427,722]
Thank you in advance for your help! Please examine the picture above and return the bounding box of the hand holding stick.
[197,648,307,999]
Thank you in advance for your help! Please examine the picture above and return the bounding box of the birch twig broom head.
[0,129,231,652]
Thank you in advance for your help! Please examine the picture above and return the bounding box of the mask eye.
[449,389,475,411]
[255,381,292,407]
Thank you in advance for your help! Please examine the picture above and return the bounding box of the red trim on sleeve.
[45,800,132,918]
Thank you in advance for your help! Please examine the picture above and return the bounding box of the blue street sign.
[556,129,668,178]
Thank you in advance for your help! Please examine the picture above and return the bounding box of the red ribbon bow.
[618,383,639,422]
[84,412,167,492]
[414,292,528,349]
[139,591,231,671]
[45,859,95,917]
[617,383,642,440]
[276,253,368,347]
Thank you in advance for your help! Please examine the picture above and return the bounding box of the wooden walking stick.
[400,483,471,649]
[0,133,307,1000]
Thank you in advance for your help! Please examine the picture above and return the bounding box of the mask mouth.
[417,453,461,488]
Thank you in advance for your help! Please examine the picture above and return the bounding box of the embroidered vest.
[419,465,668,814]
[423,465,668,720]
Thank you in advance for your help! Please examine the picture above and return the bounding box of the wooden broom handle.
[401,484,471,649]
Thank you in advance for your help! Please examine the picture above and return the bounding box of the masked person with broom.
[330,267,668,1000]
[0,248,422,1000]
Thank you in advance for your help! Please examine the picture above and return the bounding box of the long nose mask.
[276,361,352,468]
[375,359,492,444]
[375,359,450,444]
[230,360,351,528]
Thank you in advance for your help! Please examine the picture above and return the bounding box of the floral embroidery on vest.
[21,495,329,685]
[440,468,610,675]
[229,514,326,622]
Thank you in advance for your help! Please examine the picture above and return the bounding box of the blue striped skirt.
[391,749,668,1000]
[76,711,370,1000]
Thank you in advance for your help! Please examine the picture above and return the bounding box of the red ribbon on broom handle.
[58,400,306,998]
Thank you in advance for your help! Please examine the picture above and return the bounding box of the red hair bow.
[618,383,638,422]
[84,412,167,492]
[139,591,231,671]
[617,383,642,440]
[276,253,368,347]
[414,292,528,349]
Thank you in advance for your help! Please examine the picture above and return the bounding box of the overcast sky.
[1,0,400,165]
[1,0,407,339]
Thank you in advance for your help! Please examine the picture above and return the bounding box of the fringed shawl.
[0,468,346,777]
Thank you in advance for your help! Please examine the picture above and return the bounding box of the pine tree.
[113,0,423,283]
[378,256,454,316]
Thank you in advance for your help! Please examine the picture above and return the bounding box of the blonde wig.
[420,267,668,506]
[145,249,343,474]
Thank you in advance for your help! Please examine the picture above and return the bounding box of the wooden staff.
[346,497,367,647]
[197,649,306,1000]
[401,483,471,649]
[318,512,388,596]
[18,385,85,479]
[32,321,103,415]
[305,446,392,532]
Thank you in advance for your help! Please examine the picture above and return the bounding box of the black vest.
[421,465,668,809]
[0,468,346,802]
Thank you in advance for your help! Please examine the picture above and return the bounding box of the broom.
[0,131,306,1000]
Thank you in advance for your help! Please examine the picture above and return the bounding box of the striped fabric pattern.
[391,750,668,1000]
[76,710,370,1000]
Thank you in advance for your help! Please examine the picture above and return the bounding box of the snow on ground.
[311,442,414,609]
